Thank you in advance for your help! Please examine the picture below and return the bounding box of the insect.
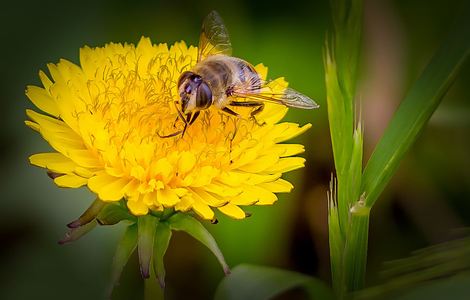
[164,11,318,137]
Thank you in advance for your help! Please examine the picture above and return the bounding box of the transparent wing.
[232,79,319,109]
[198,11,232,62]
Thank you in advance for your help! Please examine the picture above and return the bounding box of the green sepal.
[153,221,172,288]
[108,224,138,296]
[67,198,106,228]
[214,264,334,300]
[97,203,136,225]
[168,213,230,275]
[138,215,158,279]
[59,219,97,245]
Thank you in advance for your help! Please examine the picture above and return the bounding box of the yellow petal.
[68,149,102,168]
[268,144,305,157]
[127,197,149,215]
[240,185,278,205]
[192,199,214,220]
[157,188,180,207]
[191,188,226,207]
[38,70,53,91]
[152,158,173,183]
[259,179,294,193]
[238,154,279,173]
[142,191,157,205]
[54,174,87,188]
[29,153,77,173]
[274,123,312,143]
[263,157,305,173]
[204,182,242,197]
[246,173,281,185]
[88,172,128,201]
[26,86,59,117]
[175,195,194,212]
[217,171,250,187]
[254,63,268,80]
[227,195,258,206]
[218,203,246,219]
[25,120,40,132]
[98,177,129,201]
[178,151,197,174]
[188,166,219,187]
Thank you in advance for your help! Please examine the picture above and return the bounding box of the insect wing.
[232,81,319,109]
[198,11,232,62]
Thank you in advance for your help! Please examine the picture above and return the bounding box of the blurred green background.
[1,0,469,299]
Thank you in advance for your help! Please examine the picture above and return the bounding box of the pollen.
[26,37,311,220]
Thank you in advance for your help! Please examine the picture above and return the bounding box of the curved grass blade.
[138,215,158,279]
[59,219,97,245]
[97,203,136,225]
[67,198,105,228]
[361,4,470,207]
[214,264,334,300]
[108,224,138,296]
[168,213,230,275]
[153,221,172,288]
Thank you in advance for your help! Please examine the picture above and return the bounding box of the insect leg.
[229,101,265,126]
[188,111,201,125]
[229,100,262,107]
[251,103,266,126]
[157,130,183,138]
[158,111,189,138]
[222,106,241,118]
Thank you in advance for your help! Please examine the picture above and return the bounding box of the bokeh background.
[1,0,469,299]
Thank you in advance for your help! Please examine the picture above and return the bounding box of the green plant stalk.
[361,7,470,207]
[325,0,365,297]
[343,201,370,291]
[327,183,345,295]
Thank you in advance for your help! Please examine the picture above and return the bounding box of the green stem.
[343,201,370,291]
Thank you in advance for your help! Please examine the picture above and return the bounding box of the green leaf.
[138,215,158,279]
[58,219,97,245]
[361,7,470,207]
[168,213,230,274]
[108,224,138,295]
[97,203,136,225]
[67,198,105,228]
[153,221,172,288]
[214,264,334,300]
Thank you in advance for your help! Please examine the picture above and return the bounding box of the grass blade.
[108,224,138,295]
[168,213,230,275]
[153,221,172,288]
[138,215,158,279]
[362,5,470,207]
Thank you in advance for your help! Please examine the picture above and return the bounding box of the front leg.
[222,106,242,118]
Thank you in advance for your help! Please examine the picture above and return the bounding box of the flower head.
[26,37,310,220]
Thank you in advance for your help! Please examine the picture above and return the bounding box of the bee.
[165,11,318,137]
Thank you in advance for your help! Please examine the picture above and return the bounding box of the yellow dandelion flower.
[25,37,311,221]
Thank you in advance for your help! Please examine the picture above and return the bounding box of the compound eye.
[185,84,192,94]
[196,81,212,109]
[178,71,193,88]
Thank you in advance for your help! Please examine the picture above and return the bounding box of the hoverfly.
[165,11,318,137]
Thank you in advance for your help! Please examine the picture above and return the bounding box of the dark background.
[1,0,469,299]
